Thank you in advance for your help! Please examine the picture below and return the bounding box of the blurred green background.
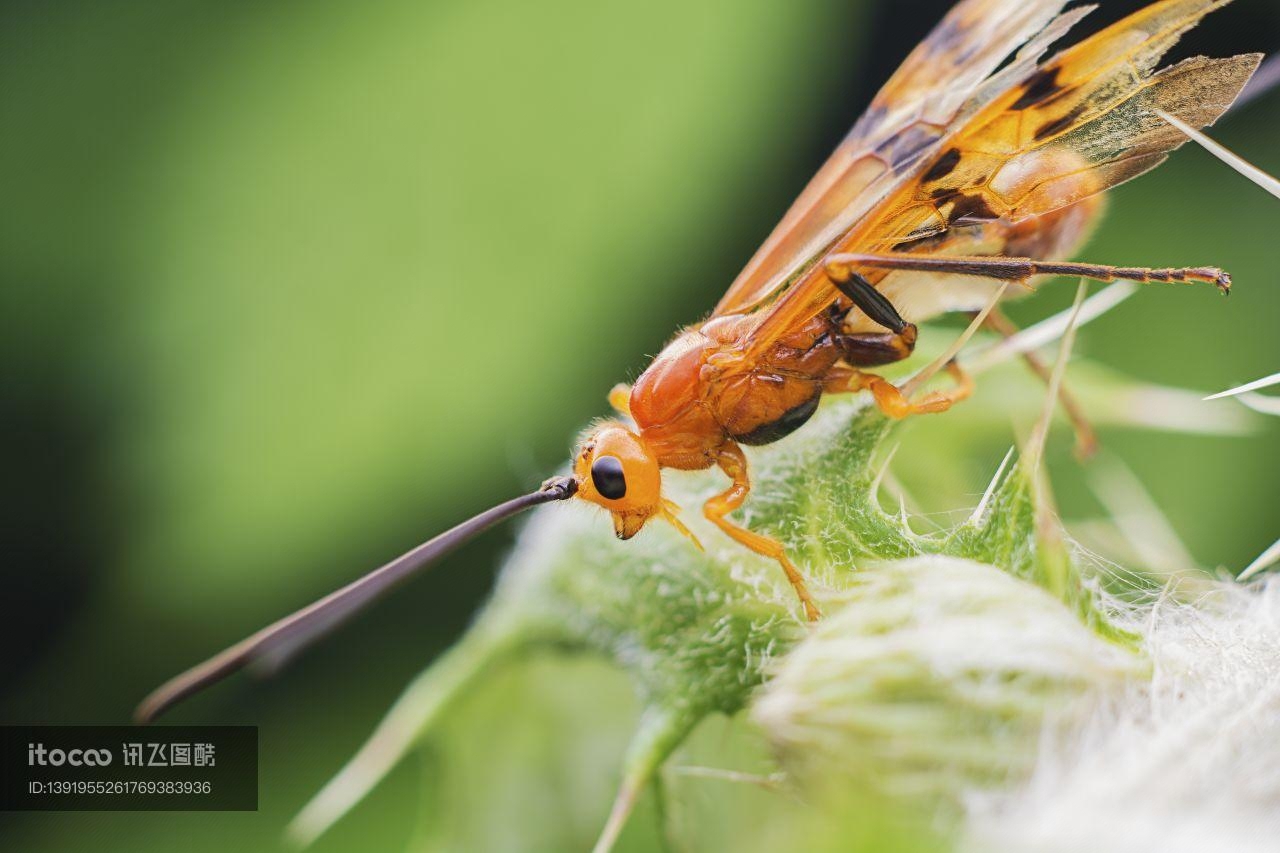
[2,1,1277,850]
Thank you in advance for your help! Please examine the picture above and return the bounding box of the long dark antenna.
[135,475,577,723]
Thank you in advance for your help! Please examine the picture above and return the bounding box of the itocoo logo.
[27,743,113,766]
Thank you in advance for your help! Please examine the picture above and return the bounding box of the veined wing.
[743,0,1259,356]
[713,0,1084,316]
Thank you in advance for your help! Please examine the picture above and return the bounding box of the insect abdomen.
[730,391,821,446]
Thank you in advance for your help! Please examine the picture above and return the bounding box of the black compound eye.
[590,455,627,500]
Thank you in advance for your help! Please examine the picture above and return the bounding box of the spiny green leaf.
[297,391,1147,844]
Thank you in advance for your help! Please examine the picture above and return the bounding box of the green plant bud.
[751,556,1145,803]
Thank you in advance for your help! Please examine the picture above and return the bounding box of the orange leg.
[823,272,972,420]
[825,361,973,419]
[704,443,820,621]
[608,383,632,417]
[822,250,1227,422]
[820,249,1215,427]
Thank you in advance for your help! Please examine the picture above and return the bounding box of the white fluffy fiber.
[965,576,1280,853]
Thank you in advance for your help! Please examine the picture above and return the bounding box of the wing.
[743,0,1260,356]
[713,0,1084,316]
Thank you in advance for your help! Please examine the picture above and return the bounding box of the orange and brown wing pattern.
[743,0,1259,355]
[713,0,1082,316]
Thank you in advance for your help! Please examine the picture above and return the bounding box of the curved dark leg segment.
[836,324,918,368]
[833,270,909,333]
[827,270,918,367]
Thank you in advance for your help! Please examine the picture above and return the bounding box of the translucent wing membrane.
[714,0,1079,315]
[742,0,1258,356]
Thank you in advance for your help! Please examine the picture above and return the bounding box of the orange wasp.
[139,0,1260,721]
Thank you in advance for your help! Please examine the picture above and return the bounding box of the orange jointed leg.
[704,443,820,621]
[825,361,973,420]
[609,383,632,417]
